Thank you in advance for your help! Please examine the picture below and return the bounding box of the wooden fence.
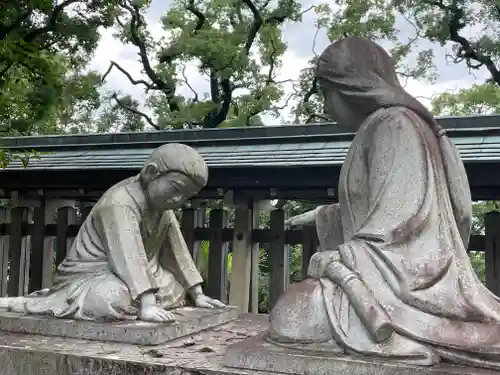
[0,204,498,313]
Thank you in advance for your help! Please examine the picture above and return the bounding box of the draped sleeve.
[159,210,204,289]
[95,205,158,300]
[350,109,432,246]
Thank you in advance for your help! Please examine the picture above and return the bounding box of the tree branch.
[111,93,160,130]
[427,0,500,84]
[266,33,278,83]
[241,0,264,55]
[102,61,153,89]
[119,0,179,112]
[181,65,198,102]
[303,76,318,104]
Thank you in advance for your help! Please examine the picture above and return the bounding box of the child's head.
[139,143,208,211]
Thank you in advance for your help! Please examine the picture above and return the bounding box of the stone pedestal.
[0,313,495,375]
[224,336,499,375]
[0,307,238,345]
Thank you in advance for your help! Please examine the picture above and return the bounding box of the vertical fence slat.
[485,211,500,295]
[181,208,196,257]
[268,209,287,310]
[0,208,10,297]
[249,202,261,313]
[55,206,77,267]
[229,204,253,312]
[301,226,318,280]
[8,207,31,297]
[79,205,93,224]
[29,206,49,293]
[194,208,206,266]
[206,209,226,301]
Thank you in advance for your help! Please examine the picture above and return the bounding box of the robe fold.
[10,177,203,320]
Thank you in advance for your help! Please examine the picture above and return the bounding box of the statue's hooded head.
[317,37,473,244]
[316,37,435,130]
[139,143,208,211]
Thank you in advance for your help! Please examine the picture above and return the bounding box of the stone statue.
[0,143,225,323]
[268,37,500,370]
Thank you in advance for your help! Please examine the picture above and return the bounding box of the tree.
[294,0,500,122]
[0,0,121,134]
[431,83,500,116]
[103,0,314,129]
[0,0,121,166]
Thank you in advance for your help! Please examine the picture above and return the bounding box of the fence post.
[55,205,77,267]
[79,203,94,224]
[29,205,47,293]
[485,211,500,295]
[0,207,10,296]
[206,209,227,302]
[181,208,196,257]
[301,226,318,280]
[8,206,32,296]
[268,209,287,310]
[249,201,262,313]
[229,201,253,312]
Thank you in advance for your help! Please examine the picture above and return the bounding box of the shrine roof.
[1,114,500,171]
[2,115,500,200]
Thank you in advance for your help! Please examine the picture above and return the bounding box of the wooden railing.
[0,204,497,313]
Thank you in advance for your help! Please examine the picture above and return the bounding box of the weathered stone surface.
[269,36,500,370]
[0,306,238,345]
[224,336,499,375]
[0,313,268,375]
[0,314,494,375]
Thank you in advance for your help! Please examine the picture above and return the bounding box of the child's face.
[146,171,201,211]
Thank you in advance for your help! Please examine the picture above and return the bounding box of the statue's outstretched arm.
[285,207,320,226]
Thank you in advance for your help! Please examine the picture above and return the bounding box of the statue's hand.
[138,305,176,323]
[307,250,339,279]
[193,294,226,308]
[285,207,319,227]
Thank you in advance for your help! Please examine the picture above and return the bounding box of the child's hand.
[139,305,176,323]
[138,291,175,322]
[193,294,226,308]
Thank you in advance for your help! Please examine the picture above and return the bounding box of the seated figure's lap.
[76,273,135,319]
[269,278,332,343]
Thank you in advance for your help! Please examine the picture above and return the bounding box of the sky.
[88,0,492,127]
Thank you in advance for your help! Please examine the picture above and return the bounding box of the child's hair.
[140,143,208,187]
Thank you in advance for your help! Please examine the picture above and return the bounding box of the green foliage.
[431,83,500,116]
[0,0,120,134]
[0,0,120,167]
[106,0,315,129]
[294,0,500,122]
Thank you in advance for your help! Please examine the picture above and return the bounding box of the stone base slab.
[224,336,499,375]
[0,313,270,375]
[0,313,495,375]
[0,306,238,346]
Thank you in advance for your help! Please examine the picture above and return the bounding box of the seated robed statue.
[0,143,224,323]
[268,37,500,371]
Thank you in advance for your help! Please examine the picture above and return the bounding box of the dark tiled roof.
[2,115,500,171]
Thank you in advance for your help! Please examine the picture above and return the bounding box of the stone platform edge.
[223,336,499,375]
[0,306,239,346]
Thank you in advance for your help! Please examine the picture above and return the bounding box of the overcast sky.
[88,0,491,126]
